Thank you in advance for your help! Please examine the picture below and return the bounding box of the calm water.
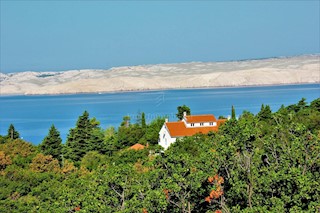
[0,84,319,144]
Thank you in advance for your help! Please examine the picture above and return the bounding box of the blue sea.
[0,84,319,145]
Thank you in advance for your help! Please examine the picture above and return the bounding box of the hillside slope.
[1,55,319,95]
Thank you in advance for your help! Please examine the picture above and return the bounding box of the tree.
[81,151,106,171]
[65,111,94,163]
[297,97,307,109]
[257,104,272,120]
[89,128,105,154]
[121,115,131,127]
[0,151,12,170]
[0,135,6,144]
[104,127,117,156]
[7,124,20,140]
[141,117,165,145]
[141,112,146,129]
[231,105,236,120]
[310,98,320,112]
[40,125,62,161]
[176,105,191,120]
[117,124,144,148]
[65,111,106,163]
[30,153,60,173]
[157,136,221,213]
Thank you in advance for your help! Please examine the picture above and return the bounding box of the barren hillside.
[1,55,319,95]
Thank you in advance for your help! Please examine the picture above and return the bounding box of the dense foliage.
[0,98,319,212]
[40,125,62,162]
[176,105,191,120]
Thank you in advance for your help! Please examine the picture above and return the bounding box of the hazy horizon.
[0,53,319,74]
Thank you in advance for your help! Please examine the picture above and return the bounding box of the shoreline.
[0,82,319,97]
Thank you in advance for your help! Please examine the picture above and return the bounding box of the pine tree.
[257,104,272,120]
[141,112,146,129]
[231,105,236,120]
[65,111,105,163]
[65,111,93,162]
[40,125,62,161]
[89,128,105,153]
[7,124,20,140]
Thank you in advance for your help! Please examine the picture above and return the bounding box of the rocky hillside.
[1,55,319,95]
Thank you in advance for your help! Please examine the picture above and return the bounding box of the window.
[200,123,204,126]
[163,134,165,138]
[210,122,213,125]
[191,123,194,127]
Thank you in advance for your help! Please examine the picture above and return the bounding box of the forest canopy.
[0,98,319,212]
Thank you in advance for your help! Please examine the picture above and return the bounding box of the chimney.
[183,111,187,117]
[165,118,168,123]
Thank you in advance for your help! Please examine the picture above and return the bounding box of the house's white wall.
[158,124,177,150]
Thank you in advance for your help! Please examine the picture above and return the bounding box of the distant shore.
[0,82,319,97]
[1,55,319,96]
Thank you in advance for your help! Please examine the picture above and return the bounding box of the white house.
[158,112,226,150]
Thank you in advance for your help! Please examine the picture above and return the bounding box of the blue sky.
[0,1,319,73]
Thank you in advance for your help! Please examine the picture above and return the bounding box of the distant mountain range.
[1,55,319,95]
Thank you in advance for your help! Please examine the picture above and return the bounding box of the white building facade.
[158,122,177,150]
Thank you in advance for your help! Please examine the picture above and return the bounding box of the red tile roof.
[165,121,219,137]
[129,143,145,150]
[185,114,217,123]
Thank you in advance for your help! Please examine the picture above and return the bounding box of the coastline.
[0,82,319,97]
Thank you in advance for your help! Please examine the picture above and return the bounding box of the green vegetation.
[0,98,319,212]
[40,125,62,162]
[176,104,191,120]
[231,105,236,120]
[7,124,20,140]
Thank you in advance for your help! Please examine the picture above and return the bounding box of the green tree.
[81,151,106,171]
[297,97,307,109]
[176,105,191,120]
[0,135,6,144]
[89,128,105,154]
[104,127,118,156]
[117,124,144,148]
[141,112,146,129]
[65,111,105,163]
[7,124,20,140]
[257,104,272,120]
[40,125,62,161]
[231,105,236,120]
[141,117,165,145]
[310,98,320,112]
[121,115,131,127]
[157,136,222,212]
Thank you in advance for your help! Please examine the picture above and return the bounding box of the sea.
[0,84,319,145]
